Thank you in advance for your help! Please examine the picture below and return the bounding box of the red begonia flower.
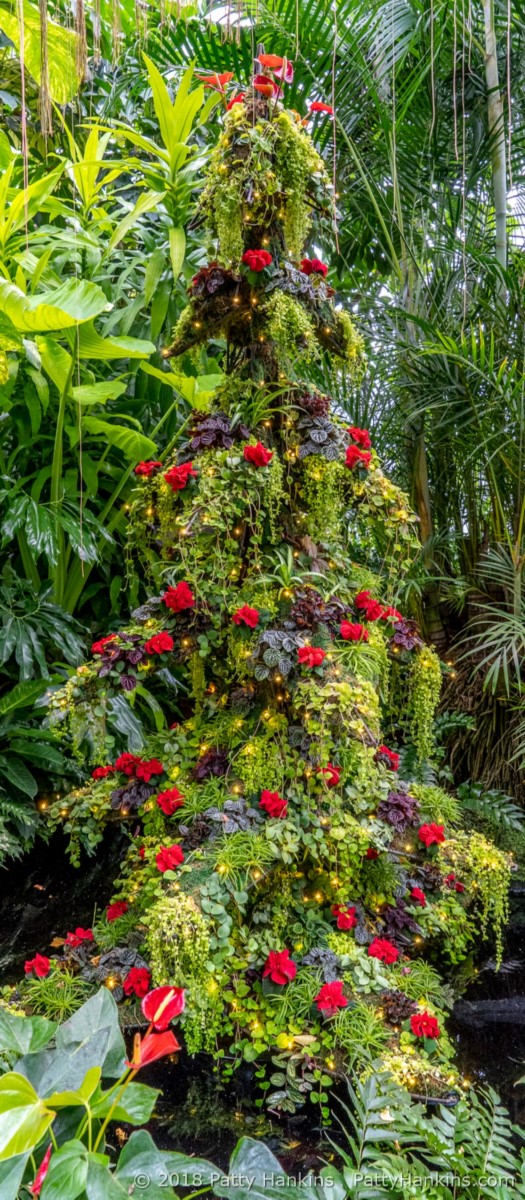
[348,426,371,449]
[242,249,273,271]
[24,954,51,977]
[107,901,128,922]
[135,758,164,783]
[260,790,287,819]
[332,904,357,930]
[368,937,399,964]
[374,745,400,771]
[164,462,197,492]
[300,257,328,277]
[91,634,117,654]
[243,442,273,467]
[162,582,195,611]
[134,461,162,477]
[318,762,340,787]
[65,927,93,949]
[144,632,174,655]
[315,980,348,1016]
[123,966,151,998]
[297,645,326,667]
[410,1011,441,1039]
[156,844,185,872]
[418,823,445,848]
[345,445,371,470]
[232,605,260,628]
[409,887,427,908]
[263,949,297,985]
[156,787,185,816]
[92,764,115,780]
[340,621,369,642]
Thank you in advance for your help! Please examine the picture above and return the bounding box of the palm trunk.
[482,0,507,275]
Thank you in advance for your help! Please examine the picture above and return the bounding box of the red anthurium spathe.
[253,74,278,97]
[332,904,357,931]
[123,966,151,997]
[243,442,273,467]
[257,53,294,83]
[315,980,348,1016]
[227,93,245,109]
[127,1029,181,1070]
[196,71,234,91]
[354,591,383,621]
[29,1145,52,1197]
[107,901,129,922]
[136,758,164,783]
[24,954,51,978]
[374,745,400,771]
[156,787,185,816]
[144,632,174,655]
[164,462,198,492]
[345,445,371,470]
[134,460,162,477]
[92,764,115,780]
[142,985,185,1030]
[263,949,297,985]
[410,1011,441,1039]
[348,426,371,449]
[300,257,328,277]
[260,790,287,819]
[297,645,326,667]
[368,937,399,964]
[232,605,260,628]
[65,928,93,949]
[91,634,117,654]
[242,249,273,272]
[409,887,427,908]
[309,100,334,115]
[340,620,369,642]
[318,762,340,787]
[418,823,446,848]
[156,843,185,872]
[162,582,195,611]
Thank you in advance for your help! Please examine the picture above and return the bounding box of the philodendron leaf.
[40,1139,89,1200]
[0,279,108,333]
[0,1073,55,1159]
[0,1009,56,1057]
[82,417,158,461]
[74,323,155,360]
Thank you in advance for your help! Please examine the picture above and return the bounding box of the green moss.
[266,292,317,367]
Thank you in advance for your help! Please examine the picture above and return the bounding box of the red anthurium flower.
[253,74,278,97]
[134,460,162,477]
[232,605,260,629]
[444,872,465,892]
[164,462,198,492]
[410,1011,441,1039]
[136,758,164,783]
[91,634,117,654]
[418,823,445,848]
[409,887,427,908]
[107,901,128,922]
[297,645,326,667]
[315,980,348,1016]
[196,71,234,91]
[354,591,383,621]
[242,249,273,272]
[142,985,185,1030]
[368,937,399,964]
[123,966,151,998]
[365,847,379,860]
[24,954,51,978]
[257,53,294,83]
[29,1145,52,1197]
[348,426,371,449]
[374,745,400,771]
[65,927,93,949]
[156,844,185,873]
[263,949,297,985]
[227,92,245,109]
[92,764,115,780]
[127,1029,180,1069]
[318,762,340,787]
[115,752,141,776]
[340,620,369,642]
[332,904,357,931]
[381,605,403,621]
[243,442,273,467]
[156,787,185,816]
[345,445,371,470]
[309,100,334,114]
[260,790,287,819]
[162,582,195,611]
[300,257,328,277]
[144,631,174,655]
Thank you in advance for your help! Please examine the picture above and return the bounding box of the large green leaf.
[0,1,80,103]
[40,1140,89,1200]
[0,280,108,333]
[140,363,222,408]
[0,1010,56,1058]
[107,190,166,253]
[115,1131,212,1200]
[0,1073,55,1159]
[82,417,157,461]
[0,755,38,797]
[0,679,48,716]
[169,226,186,279]
[74,323,155,361]
[0,1151,30,1200]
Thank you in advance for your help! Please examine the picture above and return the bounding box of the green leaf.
[169,225,186,280]
[107,190,166,253]
[40,1140,89,1200]
[116,1130,215,1199]
[47,1067,102,1109]
[71,380,127,406]
[0,1010,56,1057]
[82,416,157,461]
[144,249,166,306]
[74,323,155,361]
[0,1072,55,1159]
[0,755,38,797]
[91,1081,158,1126]
[0,1,80,103]
[24,501,59,566]
[0,679,47,717]
[0,279,108,333]
[35,337,72,392]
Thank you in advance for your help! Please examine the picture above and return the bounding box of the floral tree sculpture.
[41,52,511,1111]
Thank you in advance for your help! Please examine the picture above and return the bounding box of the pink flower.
[297,645,326,667]
[29,1146,52,1196]
[300,257,328,277]
[156,844,185,872]
[136,758,164,783]
[134,461,162,477]
[260,790,287,819]
[123,966,151,997]
[368,937,399,964]
[107,901,129,922]
[142,985,185,1029]
[232,605,259,628]
[263,949,297,985]
[164,462,197,492]
[409,887,427,908]
[332,904,357,931]
[156,787,185,816]
[243,442,273,467]
[345,445,371,470]
[315,980,348,1016]
[65,927,93,949]
[24,954,51,978]
[418,823,445,848]
[340,621,369,642]
[144,632,174,655]
[92,764,115,780]
[318,763,340,787]
[242,249,273,272]
[348,426,371,449]
[162,582,195,611]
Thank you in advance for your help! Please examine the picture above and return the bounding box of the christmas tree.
[45,52,510,1109]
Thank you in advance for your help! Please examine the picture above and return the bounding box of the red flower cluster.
[114,752,140,775]
[315,980,347,1016]
[368,937,399,964]
[91,634,117,654]
[374,744,400,771]
[123,966,151,997]
[134,460,162,477]
[418,823,445,848]
[142,984,185,1029]
[24,953,50,978]
[144,632,174,655]
[410,1011,441,1039]
[345,445,371,470]
[263,949,297,985]
[381,605,403,621]
[92,764,115,780]
[365,847,379,860]
[348,426,371,449]
[156,787,185,816]
[300,257,328,277]
[309,100,333,114]
[340,620,369,642]
[243,442,273,467]
[162,582,195,611]
[318,763,340,787]
[354,591,383,621]
[297,645,325,667]
[409,887,426,908]
[232,605,259,628]
[444,872,465,893]
[114,754,164,783]
[260,790,287,819]
[107,901,128,922]
[65,927,93,949]
[332,903,357,930]
[242,249,273,272]
[156,843,185,872]
[164,462,197,492]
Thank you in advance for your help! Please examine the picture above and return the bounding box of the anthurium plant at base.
[25,49,511,1113]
